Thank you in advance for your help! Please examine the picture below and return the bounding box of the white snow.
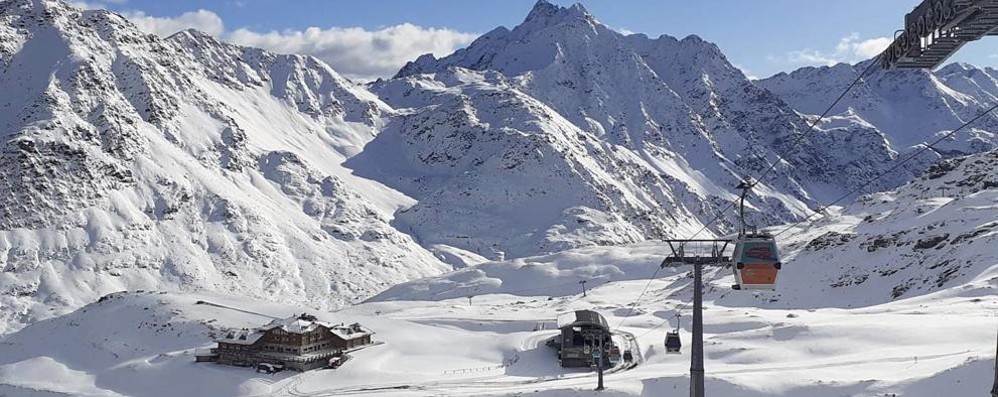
[1,1,997,396]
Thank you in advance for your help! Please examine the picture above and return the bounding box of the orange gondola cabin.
[731,233,781,290]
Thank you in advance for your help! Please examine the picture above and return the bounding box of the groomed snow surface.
[0,239,994,396]
[2,0,998,395]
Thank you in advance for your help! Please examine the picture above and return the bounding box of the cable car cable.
[679,60,881,244]
[771,101,998,239]
[614,59,877,333]
[611,265,663,331]
[751,60,880,190]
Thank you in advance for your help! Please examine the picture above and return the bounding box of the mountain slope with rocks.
[369,0,973,260]
[759,61,998,158]
[3,0,997,339]
[0,0,450,334]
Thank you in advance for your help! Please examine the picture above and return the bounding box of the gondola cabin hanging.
[665,331,682,354]
[731,233,781,290]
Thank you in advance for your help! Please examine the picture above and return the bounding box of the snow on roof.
[329,322,374,340]
[218,330,264,345]
[252,313,375,340]
[557,310,608,331]
[259,313,333,334]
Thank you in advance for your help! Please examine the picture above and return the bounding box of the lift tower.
[880,0,998,70]
[661,239,731,397]
[992,328,998,397]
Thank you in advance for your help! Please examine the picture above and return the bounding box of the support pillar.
[992,327,997,397]
[690,259,705,397]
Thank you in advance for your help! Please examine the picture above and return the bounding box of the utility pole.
[579,280,588,297]
[468,295,474,306]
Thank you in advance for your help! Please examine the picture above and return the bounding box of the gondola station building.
[196,313,374,372]
[555,310,612,367]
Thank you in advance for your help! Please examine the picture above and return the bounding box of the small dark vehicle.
[256,363,283,374]
[329,354,351,369]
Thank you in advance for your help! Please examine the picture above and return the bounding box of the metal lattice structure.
[662,239,732,397]
[881,0,998,69]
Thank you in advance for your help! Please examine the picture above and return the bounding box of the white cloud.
[780,33,891,67]
[76,6,478,81]
[67,1,108,10]
[837,33,892,59]
[734,64,758,81]
[67,0,127,10]
[785,49,839,67]
[227,24,478,81]
[122,9,225,37]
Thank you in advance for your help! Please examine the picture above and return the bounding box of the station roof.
[557,310,609,331]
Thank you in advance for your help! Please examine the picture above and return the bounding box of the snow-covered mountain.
[369,0,973,260]
[374,148,998,310]
[759,61,998,159]
[0,0,450,334]
[355,68,721,260]
[770,147,998,307]
[2,0,996,339]
[1,1,997,395]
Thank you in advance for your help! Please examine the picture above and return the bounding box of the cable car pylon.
[661,239,729,397]
[992,325,997,397]
[659,182,786,397]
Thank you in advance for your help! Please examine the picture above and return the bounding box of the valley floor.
[0,242,995,397]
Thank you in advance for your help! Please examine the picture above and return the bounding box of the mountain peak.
[524,0,593,26]
[4,0,71,16]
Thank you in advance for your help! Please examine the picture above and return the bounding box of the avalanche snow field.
[0,241,994,397]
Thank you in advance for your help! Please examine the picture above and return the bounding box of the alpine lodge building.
[196,313,374,372]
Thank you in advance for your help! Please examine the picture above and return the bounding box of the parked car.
[256,363,283,374]
[329,354,351,369]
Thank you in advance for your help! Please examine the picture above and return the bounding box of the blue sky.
[76,0,997,80]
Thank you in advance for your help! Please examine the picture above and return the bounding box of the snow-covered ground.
[0,251,993,397]
[1,1,997,395]
[6,148,994,396]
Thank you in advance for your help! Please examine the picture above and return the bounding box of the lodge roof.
[260,313,328,334]
[218,329,265,345]
[216,313,374,344]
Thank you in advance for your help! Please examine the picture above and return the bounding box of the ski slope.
[6,149,995,396]
[0,240,994,397]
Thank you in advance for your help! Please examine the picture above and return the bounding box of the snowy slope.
[2,78,997,397]
[376,149,998,309]
[393,1,938,198]
[0,0,450,334]
[371,0,975,261]
[1,240,994,397]
[759,61,998,158]
[356,69,721,259]
[768,148,998,308]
